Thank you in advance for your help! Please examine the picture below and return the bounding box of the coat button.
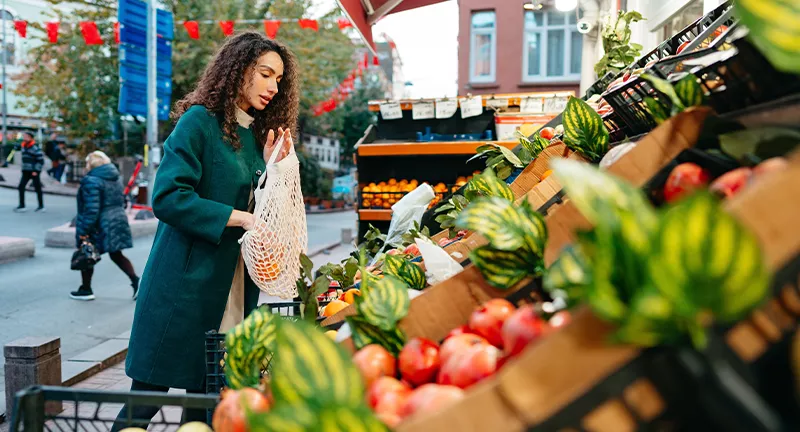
[256,169,263,176]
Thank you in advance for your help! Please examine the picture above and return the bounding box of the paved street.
[0,187,356,418]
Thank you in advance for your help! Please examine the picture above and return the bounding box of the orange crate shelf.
[358,209,393,222]
[356,141,518,157]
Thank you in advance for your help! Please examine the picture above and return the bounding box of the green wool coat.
[126,105,265,390]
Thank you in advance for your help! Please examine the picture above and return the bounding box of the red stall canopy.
[336,0,450,55]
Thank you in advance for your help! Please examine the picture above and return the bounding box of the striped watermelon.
[354,274,410,330]
[224,306,276,390]
[383,254,427,290]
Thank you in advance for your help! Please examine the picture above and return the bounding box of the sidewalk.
[0,165,79,197]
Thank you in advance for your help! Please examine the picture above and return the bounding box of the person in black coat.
[71,150,139,301]
[14,132,45,212]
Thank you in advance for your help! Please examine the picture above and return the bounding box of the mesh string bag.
[240,140,307,298]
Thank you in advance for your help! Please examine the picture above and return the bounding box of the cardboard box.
[495,113,556,141]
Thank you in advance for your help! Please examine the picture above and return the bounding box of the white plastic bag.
[415,237,464,285]
[370,184,435,266]
[240,137,307,299]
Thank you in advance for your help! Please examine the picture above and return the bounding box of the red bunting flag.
[263,20,280,39]
[45,22,59,43]
[183,21,200,39]
[219,21,235,36]
[360,53,368,69]
[13,20,26,38]
[312,104,324,116]
[337,18,352,30]
[373,54,380,66]
[322,99,337,112]
[298,19,318,31]
[114,22,120,44]
[79,21,103,45]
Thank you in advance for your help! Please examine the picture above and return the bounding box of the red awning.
[335,0,450,55]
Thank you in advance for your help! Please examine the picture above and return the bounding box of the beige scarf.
[219,108,256,332]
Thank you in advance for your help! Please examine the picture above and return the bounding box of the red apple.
[367,376,411,410]
[403,243,420,256]
[501,305,549,357]
[444,325,473,340]
[386,249,402,256]
[439,333,489,366]
[438,237,452,247]
[437,344,501,389]
[352,344,397,387]
[402,384,465,419]
[709,167,753,199]
[469,299,516,348]
[399,338,441,387]
[539,127,556,141]
[549,310,572,329]
[663,162,711,203]
[753,157,788,179]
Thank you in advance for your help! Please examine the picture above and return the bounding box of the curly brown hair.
[172,31,300,150]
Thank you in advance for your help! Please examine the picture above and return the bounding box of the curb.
[0,237,35,264]
[307,241,345,258]
[45,218,158,248]
[0,183,78,198]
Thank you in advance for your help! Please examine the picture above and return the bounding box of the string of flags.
[5,16,356,45]
[312,52,381,117]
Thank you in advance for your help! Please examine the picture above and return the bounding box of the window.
[469,11,496,83]
[523,11,582,82]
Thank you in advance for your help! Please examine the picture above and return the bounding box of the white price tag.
[435,99,458,119]
[544,96,569,113]
[486,98,509,109]
[379,102,403,120]
[520,97,544,113]
[411,101,435,120]
[459,96,483,118]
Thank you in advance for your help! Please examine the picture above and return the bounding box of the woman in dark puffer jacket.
[71,151,139,301]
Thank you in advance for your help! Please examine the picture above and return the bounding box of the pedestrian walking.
[51,142,68,182]
[113,31,299,429]
[45,133,63,179]
[14,132,45,212]
[71,150,139,301]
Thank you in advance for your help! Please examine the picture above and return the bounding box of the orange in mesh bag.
[240,136,307,298]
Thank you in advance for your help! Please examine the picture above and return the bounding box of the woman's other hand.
[263,128,293,164]
[227,210,256,231]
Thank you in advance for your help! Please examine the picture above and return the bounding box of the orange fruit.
[321,300,349,317]
[388,178,397,186]
[339,289,361,304]
[541,170,553,180]
[362,199,372,208]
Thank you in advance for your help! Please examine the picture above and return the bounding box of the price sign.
[435,99,458,119]
[379,102,403,120]
[460,96,483,118]
[544,96,569,113]
[520,97,544,113]
[412,102,435,120]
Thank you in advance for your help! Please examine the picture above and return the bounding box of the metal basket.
[9,385,217,432]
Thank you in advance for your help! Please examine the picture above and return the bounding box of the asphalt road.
[0,187,356,417]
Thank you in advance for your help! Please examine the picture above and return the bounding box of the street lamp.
[555,0,578,12]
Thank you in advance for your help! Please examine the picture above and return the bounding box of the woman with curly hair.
[113,31,299,428]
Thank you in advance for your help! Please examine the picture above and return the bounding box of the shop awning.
[335,0,450,55]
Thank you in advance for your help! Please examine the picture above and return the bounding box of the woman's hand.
[263,128,293,164]
[227,209,256,231]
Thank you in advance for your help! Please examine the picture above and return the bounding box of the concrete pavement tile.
[62,360,101,386]
[113,330,131,340]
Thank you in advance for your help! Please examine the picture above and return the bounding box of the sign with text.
[411,102,434,120]
[435,99,458,119]
[459,96,483,118]
[379,102,403,120]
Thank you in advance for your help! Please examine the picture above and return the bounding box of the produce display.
[360,174,478,210]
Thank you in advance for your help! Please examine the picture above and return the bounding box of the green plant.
[353,225,387,261]
[562,96,610,162]
[734,0,800,74]
[400,221,431,247]
[318,256,360,289]
[434,194,470,238]
[295,254,331,323]
[545,159,770,348]
[640,74,705,124]
[383,254,427,290]
[467,143,524,180]
[516,130,549,165]
[594,10,646,78]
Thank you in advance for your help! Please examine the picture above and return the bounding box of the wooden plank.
[358,209,393,221]
[356,141,518,157]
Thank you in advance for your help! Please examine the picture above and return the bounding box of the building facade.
[458,0,583,97]
[303,134,341,172]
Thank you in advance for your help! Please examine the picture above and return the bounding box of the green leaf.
[300,253,314,281]
[455,197,526,251]
[497,164,513,180]
[735,0,800,74]
[224,307,276,390]
[544,244,592,299]
[383,255,426,290]
[562,96,610,162]
[312,275,331,297]
[269,319,364,408]
[551,159,657,230]
[673,74,704,108]
[497,144,525,168]
[486,154,506,167]
[355,274,410,330]
[643,97,670,124]
[471,245,537,289]
[640,74,685,112]
[466,169,515,201]
[647,193,771,326]
[719,127,800,162]
[346,314,406,355]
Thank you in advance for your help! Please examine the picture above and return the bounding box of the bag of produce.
[240,135,307,298]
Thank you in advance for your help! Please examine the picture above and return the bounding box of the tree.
[13,0,357,153]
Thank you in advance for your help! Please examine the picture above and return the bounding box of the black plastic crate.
[602,110,628,144]
[602,77,674,137]
[585,72,619,99]
[10,385,218,432]
[642,147,740,207]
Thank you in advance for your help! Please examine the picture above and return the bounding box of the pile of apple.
[663,157,789,203]
[353,299,570,428]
